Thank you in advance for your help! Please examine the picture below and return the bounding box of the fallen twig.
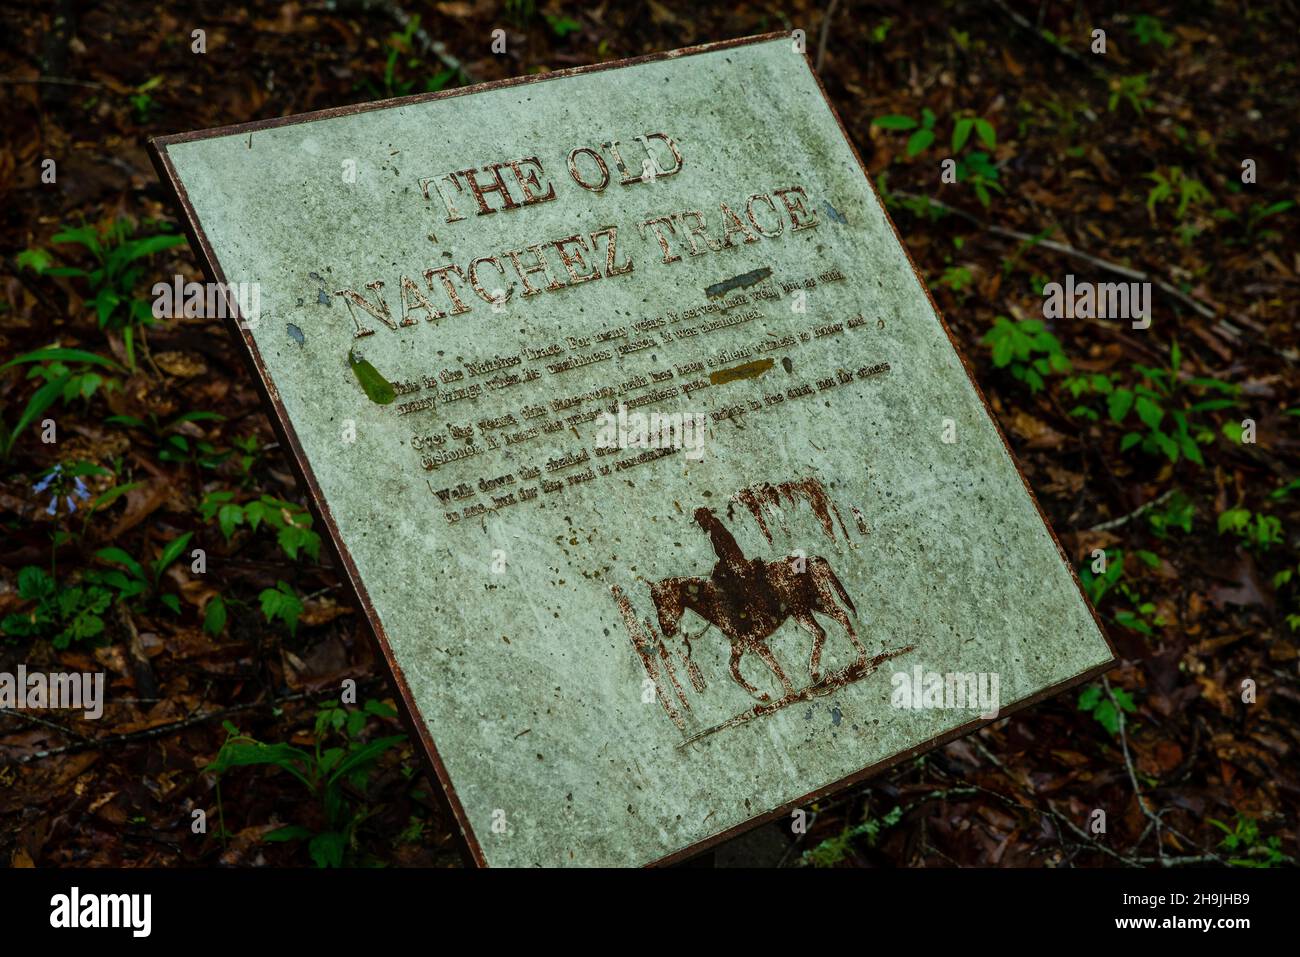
[988,0,1106,78]
[1106,676,1168,864]
[2,681,378,767]
[1089,487,1176,532]
[815,0,842,74]
[1104,677,1228,867]
[0,709,94,745]
[0,75,103,88]
[891,190,1219,319]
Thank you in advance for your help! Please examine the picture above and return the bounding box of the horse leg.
[821,602,867,663]
[812,563,868,663]
[794,613,828,684]
[729,645,769,702]
[752,642,797,699]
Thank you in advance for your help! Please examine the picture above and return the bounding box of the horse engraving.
[612,477,913,742]
[650,507,868,701]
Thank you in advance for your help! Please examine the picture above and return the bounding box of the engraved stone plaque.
[152,34,1114,867]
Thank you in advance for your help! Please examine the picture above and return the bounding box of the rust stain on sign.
[709,357,773,386]
[611,584,695,732]
[705,266,772,299]
[614,478,913,748]
[734,476,853,544]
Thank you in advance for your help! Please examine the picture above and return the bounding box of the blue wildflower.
[33,467,59,494]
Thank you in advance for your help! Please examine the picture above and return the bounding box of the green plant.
[198,491,322,561]
[91,533,194,616]
[1272,475,1300,501]
[1,460,147,646]
[1145,166,1212,221]
[982,316,1071,392]
[952,115,996,154]
[373,16,419,97]
[954,148,1003,207]
[19,219,184,366]
[260,580,304,635]
[1067,343,1238,466]
[1147,491,1195,537]
[396,816,427,844]
[938,264,975,295]
[108,410,228,469]
[202,592,230,636]
[1108,73,1152,115]
[1077,683,1137,735]
[1213,199,1293,245]
[364,15,463,98]
[1130,14,1175,48]
[505,0,537,27]
[206,699,405,867]
[230,435,264,487]
[1208,814,1290,867]
[129,76,162,122]
[1080,548,1165,635]
[1173,220,1205,248]
[1035,95,1087,141]
[544,13,581,37]
[872,109,937,158]
[0,347,122,458]
[801,805,903,867]
[1271,560,1300,632]
[873,111,1001,205]
[1217,508,1283,552]
[1,566,113,648]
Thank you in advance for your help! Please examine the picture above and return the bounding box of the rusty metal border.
[148,31,1117,869]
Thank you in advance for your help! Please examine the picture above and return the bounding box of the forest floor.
[0,1,1296,867]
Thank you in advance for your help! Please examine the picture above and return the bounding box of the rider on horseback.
[693,507,773,621]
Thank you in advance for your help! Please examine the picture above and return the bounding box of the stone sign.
[151,34,1114,867]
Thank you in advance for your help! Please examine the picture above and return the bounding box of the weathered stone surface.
[154,35,1113,867]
